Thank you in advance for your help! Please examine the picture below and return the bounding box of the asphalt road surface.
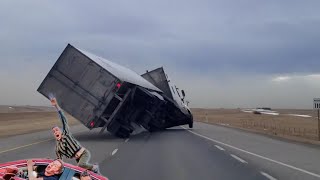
[1,122,320,180]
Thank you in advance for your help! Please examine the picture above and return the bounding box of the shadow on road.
[163,128,188,132]
[74,127,188,141]
[75,129,149,141]
[75,132,119,141]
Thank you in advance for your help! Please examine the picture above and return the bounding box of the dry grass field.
[0,105,54,113]
[1,105,319,144]
[191,108,320,142]
[0,106,79,138]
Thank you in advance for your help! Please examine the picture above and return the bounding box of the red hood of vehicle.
[0,158,108,180]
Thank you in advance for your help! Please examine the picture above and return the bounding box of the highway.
[1,122,320,180]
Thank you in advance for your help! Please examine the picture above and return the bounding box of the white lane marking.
[111,149,118,156]
[181,126,320,178]
[125,138,129,143]
[261,171,277,180]
[215,145,225,151]
[0,129,87,154]
[0,139,52,154]
[230,154,247,163]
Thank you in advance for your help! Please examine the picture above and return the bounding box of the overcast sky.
[0,0,320,109]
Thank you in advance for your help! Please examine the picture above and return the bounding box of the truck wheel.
[149,126,157,132]
[188,122,193,128]
[116,127,130,138]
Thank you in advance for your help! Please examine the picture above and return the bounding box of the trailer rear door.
[38,44,118,127]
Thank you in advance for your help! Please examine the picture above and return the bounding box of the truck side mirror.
[181,90,185,97]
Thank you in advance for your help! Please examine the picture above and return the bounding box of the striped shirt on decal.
[55,110,82,159]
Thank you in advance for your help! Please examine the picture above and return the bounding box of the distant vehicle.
[241,108,279,115]
[260,107,272,111]
[0,158,108,180]
[38,44,193,138]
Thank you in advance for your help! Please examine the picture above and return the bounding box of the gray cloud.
[174,72,320,109]
[0,0,320,108]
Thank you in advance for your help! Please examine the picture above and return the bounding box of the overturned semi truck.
[37,44,193,138]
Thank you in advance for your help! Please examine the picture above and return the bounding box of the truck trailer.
[37,44,193,138]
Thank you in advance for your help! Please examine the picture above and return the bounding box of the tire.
[116,127,130,138]
[188,122,193,128]
[148,125,159,132]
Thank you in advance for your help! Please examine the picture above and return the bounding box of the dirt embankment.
[0,105,55,113]
[191,108,320,143]
[0,111,79,138]
[1,106,319,143]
